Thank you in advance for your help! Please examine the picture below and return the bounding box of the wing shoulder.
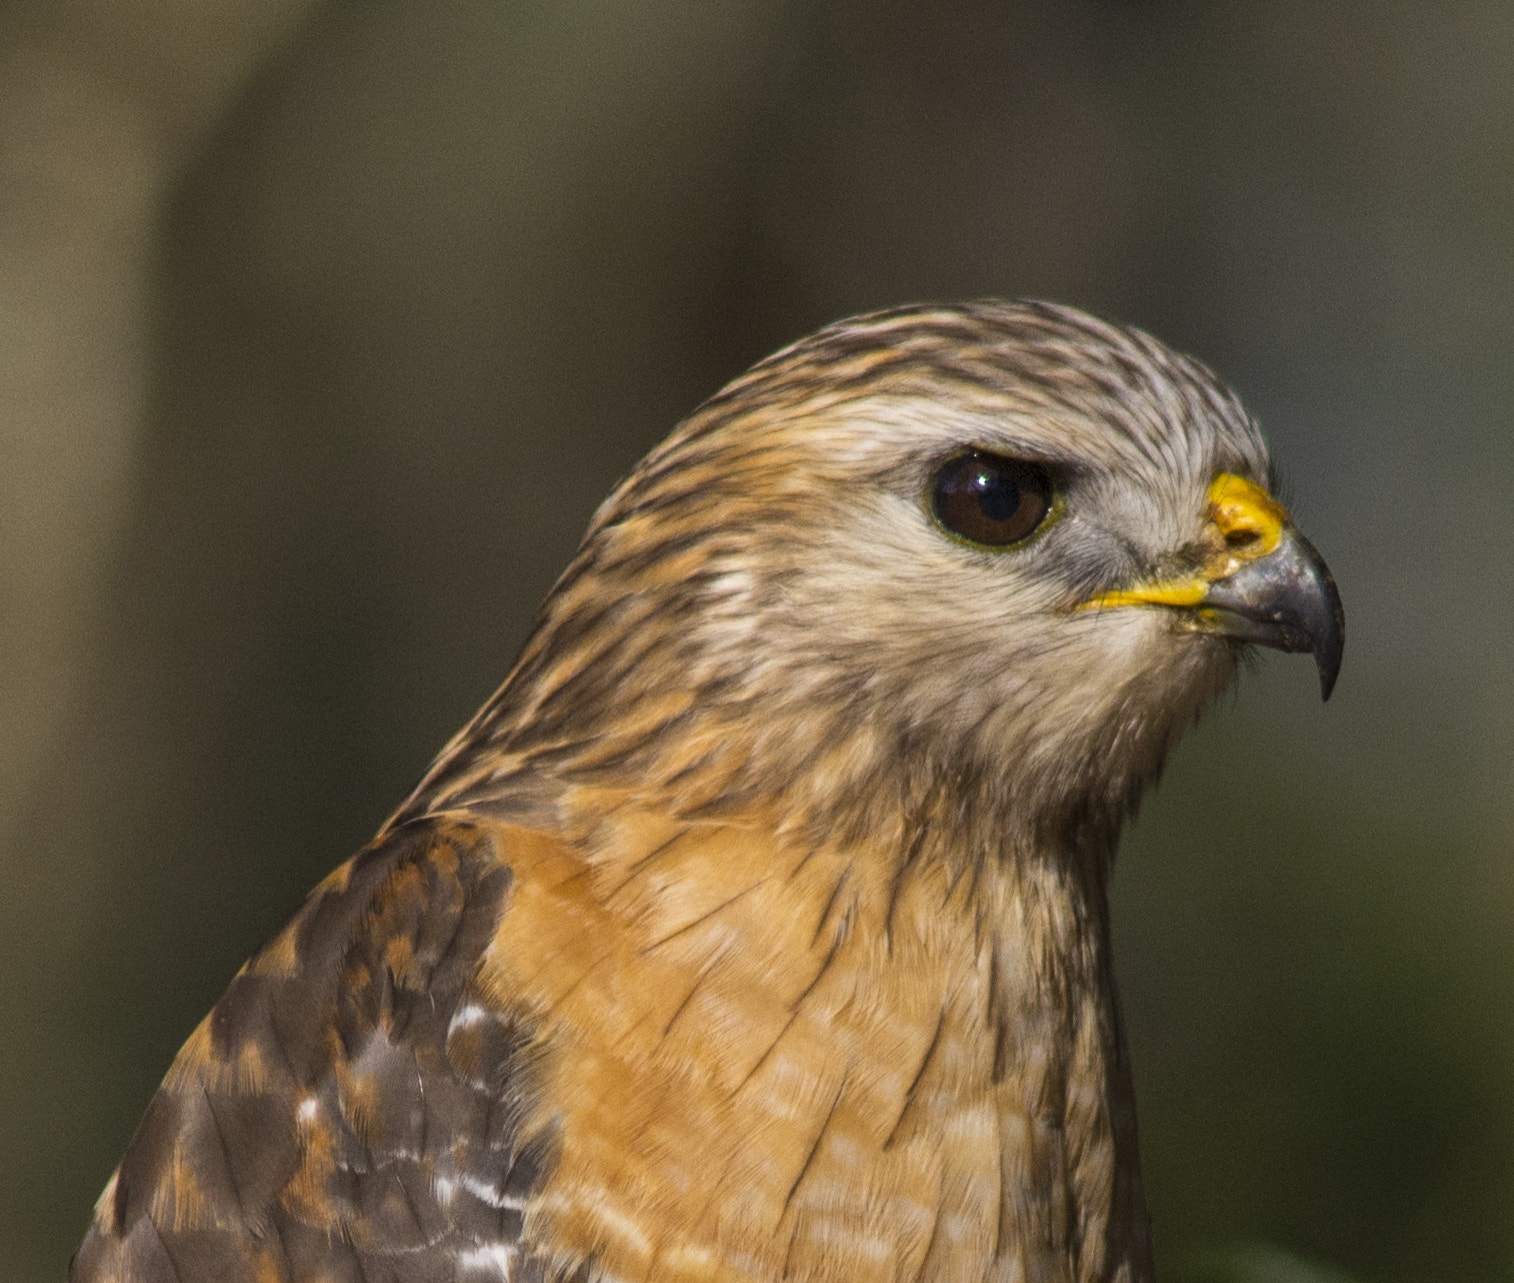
[72,814,556,1283]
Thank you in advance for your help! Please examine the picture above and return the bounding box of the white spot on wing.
[459,1172,528,1211]
[457,1243,518,1279]
[449,1002,489,1035]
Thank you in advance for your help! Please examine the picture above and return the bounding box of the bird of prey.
[73,301,1343,1283]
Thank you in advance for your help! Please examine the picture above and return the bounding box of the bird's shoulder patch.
[71,813,558,1283]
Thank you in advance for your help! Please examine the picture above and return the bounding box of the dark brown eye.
[930,451,1053,547]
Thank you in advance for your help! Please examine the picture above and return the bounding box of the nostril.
[1225,527,1262,551]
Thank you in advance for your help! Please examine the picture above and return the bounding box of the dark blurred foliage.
[6,2,1514,1280]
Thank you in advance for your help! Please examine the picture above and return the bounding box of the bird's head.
[436,301,1342,864]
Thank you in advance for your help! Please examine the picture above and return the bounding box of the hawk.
[73,301,1343,1283]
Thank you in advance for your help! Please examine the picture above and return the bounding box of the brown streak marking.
[810,867,851,949]
[882,1001,948,1151]
[783,1076,846,1217]
[661,747,731,795]
[990,954,1013,1087]
[546,863,594,892]
[661,959,713,1039]
[785,840,826,883]
[884,829,929,955]
[942,855,970,909]
[638,880,767,955]
[837,892,860,951]
[599,831,689,902]
[967,857,988,955]
[727,928,844,1099]
[535,945,618,1013]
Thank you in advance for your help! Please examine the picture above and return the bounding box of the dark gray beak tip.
[1200,527,1345,702]
[1313,561,1346,702]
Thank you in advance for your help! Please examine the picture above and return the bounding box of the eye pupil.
[976,471,1020,521]
[931,451,1053,548]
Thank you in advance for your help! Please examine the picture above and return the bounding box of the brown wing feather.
[72,815,556,1283]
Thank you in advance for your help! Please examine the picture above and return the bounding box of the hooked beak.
[1081,474,1346,700]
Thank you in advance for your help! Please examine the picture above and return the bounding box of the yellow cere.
[1206,472,1286,564]
[1079,472,1292,611]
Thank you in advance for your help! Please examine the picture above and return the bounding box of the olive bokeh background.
[5,3,1513,1280]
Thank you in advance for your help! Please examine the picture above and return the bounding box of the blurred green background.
[4,1,1512,1279]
